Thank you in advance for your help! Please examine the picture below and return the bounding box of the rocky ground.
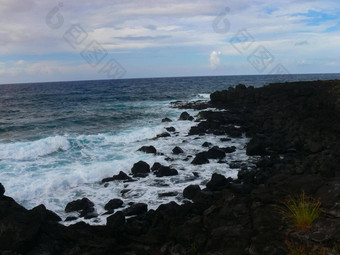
[1,80,340,255]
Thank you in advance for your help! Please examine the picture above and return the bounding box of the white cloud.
[210,51,222,69]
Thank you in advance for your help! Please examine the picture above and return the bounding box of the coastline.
[1,79,340,254]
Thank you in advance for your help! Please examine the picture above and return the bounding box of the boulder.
[166,127,176,132]
[246,138,266,156]
[179,112,193,121]
[123,203,148,216]
[151,162,162,172]
[157,132,171,138]
[104,199,124,211]
[220,137,232,142]
[206,146,226,159]
[158,191,178,197]
[0,183,4,196]
[191,152,209,165]
[223,146,236,153]
[172,146,184,154]
[137,145,157,154]
[65,198,94,213]
[106,211,126,228]
[162,117,172,122]
[206,173,231,191]
[202,142,212,147]
[101,171,132,183]
[131,161,150,177]
[155,166,178,177]
[183,185,201,199]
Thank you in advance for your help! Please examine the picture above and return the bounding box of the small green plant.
[281,191,321,231]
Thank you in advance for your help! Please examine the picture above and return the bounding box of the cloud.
[210,51,221,69]
[295,40,309,46]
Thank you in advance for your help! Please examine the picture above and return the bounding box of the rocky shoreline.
[1,80,340,255]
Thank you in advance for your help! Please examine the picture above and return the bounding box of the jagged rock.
[0,183,4,196]
[106,211,126,228]
[206,173,231,191]
[246,137,266,156]
[166,127,176,132]
[183,185,201,199]
[178,111,193,121]
[65,216,78,222]
[65,198,94,214]
[155,166,178,177]
[162,117,172,122]
[157,132,171,138]
[104,199,124,211]
[206,146,226,159]
[158,191,178,197]
[191,152,209,165]
[131,161,150,177]
[223,146,236,153]
[172,146,184,154]
[137,145,157,154]
[220,137,232,142]
[123,203,148,216]
[101,171,132,183]
[202,142,212,147]
[151,162,162,171]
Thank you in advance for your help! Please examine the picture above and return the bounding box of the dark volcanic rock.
[101,171,132,183]
[178,111,193,121]
[123,203,148,216]
[156,132,171,138]
[172,146,184,154]
[246,137,266,156]
[206,146,226,159]
[158,191,178,197]
[131,161,150,177]
[137,145,157,154]
[183,185,201,199]
[0,183,4,196]
[155,166,178,177]
[151,162,162,171]
[104,199,124,211]
[206,173,231,191]
[65,198,94,213]
[106,211,126,228]
[162,117,172,122]
[223,146,236,153]
[191,152,209,165]
[202,142,212,147]
[165,126,176,132]
[65,216,78,222]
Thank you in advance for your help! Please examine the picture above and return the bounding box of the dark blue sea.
[1,73,339,224]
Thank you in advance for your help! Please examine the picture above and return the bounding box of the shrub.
[281,191,321,231]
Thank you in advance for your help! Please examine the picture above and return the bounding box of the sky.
[0,0,339,84]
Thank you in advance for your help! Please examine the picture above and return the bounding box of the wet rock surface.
[1,80,340,254]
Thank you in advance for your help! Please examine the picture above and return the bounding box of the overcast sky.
[0,0,339,84]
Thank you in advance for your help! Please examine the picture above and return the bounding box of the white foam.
[0,136,70,160]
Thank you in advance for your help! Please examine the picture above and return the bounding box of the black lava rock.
[206,173,232,191]
[157,132,171,138]
[131,161,150,177]
[137,145,157,154]
[202,142,212,147]
[0,183,5,196]
[172,146,184,154]
[179,112,193,121]
[151,162,162,172]
[183,185,201,199]
[166,127,176,132]
[65,198,95,213]
[101,171,132,183]
[106,211,126,228]
[104,199,124,211]
[155,166,178,177]
[123,203,148,216]
[206,146,226,159]
[223,146,236,153]
[191,152,209,165]
[162,117,172,122]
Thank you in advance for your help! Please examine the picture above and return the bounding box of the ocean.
[1,73,339,224]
